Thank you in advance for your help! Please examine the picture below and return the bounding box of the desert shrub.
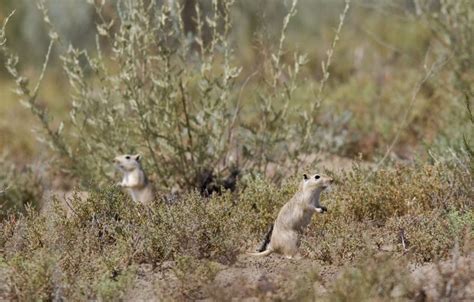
[447,209,474,235]
[93,267,136,302]
[279,266,322,302]
[68,187,241,262]
[325,256,417,301]
[0,0,351,192]
[306,212,460,265]
[417,0,474,76]
[387,213,453,262]
[304,157,472,264]
[304,217,377,265]
[325,249,474,302]
[0,160,45,219]
[6,243,136,301]
[7,249,57,301]
[1,189,139,299]
[140,191,242,263]
[0,160,471,300]
[1,208,55,300]
[1,206,48,257]
[328,69,443,158]
[415,253,474,301]
[172,255,222,300]
[417,0,474,155]
[328,162,471,224]
[0,186,241,299]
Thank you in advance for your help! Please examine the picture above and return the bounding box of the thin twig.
[399,228,408,254]
[272,0,298,89]
[360,25,403,53]
[64,195,79,218]
[0,11,15,40]
[225,70,259,163]
[179,80,195,164]
[1,8,72,162]
[368,55,449,178]
[300,0,351,150]
[314,0,351,108]
[32,39,54,100]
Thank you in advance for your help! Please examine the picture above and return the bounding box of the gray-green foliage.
[417,0,474,158]
[1,0,350,190]
[0,159,471,300]
[0,159,45,219]
[418,0,474,76]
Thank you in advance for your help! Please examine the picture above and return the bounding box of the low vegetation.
[0,0,472,300]
[1,156,472,300]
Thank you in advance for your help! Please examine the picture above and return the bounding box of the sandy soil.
[124,254,340,301]
[122,252,474,301]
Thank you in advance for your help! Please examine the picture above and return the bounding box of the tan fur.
[248,173,333,258]
[113,154,154,204]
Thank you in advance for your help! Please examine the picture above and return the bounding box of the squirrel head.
[113,154,141,172]
[302,173,334,191]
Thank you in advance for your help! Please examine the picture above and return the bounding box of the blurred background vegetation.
[1,0,469,163]
[0,0,472,208]
[0,0,472,210]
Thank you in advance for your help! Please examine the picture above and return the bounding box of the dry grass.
[0,159,472,300]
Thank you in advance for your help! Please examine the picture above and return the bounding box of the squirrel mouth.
[114,164,125,170]
[322,181,334,189]
[323,184,334,192]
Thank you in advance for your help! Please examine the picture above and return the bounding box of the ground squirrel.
[113,154,154,204]
[248,173,333,259]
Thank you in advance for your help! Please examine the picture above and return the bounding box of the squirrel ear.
[134,154,141,161]
[303,174,308,180]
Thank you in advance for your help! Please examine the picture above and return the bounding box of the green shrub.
[325,256,416,302]
[7,250,57,301]
[0,161,45,220]
[172,255,222,300]
[447,209,474,235]
[304,158,472,264]
[329,163,471,224]
[2,189,141,299]
[0,159,471,300]
[94,267,136,302]
[418,0,474,156]
[387,213,453,262]
[0,0,351,191]
[304,217,375,265]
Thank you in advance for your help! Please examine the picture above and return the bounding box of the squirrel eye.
[125,155,130,160]
[315,175,320,180]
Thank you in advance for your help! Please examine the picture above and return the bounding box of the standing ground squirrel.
[113,154,154,204]
[248,173,333,259]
